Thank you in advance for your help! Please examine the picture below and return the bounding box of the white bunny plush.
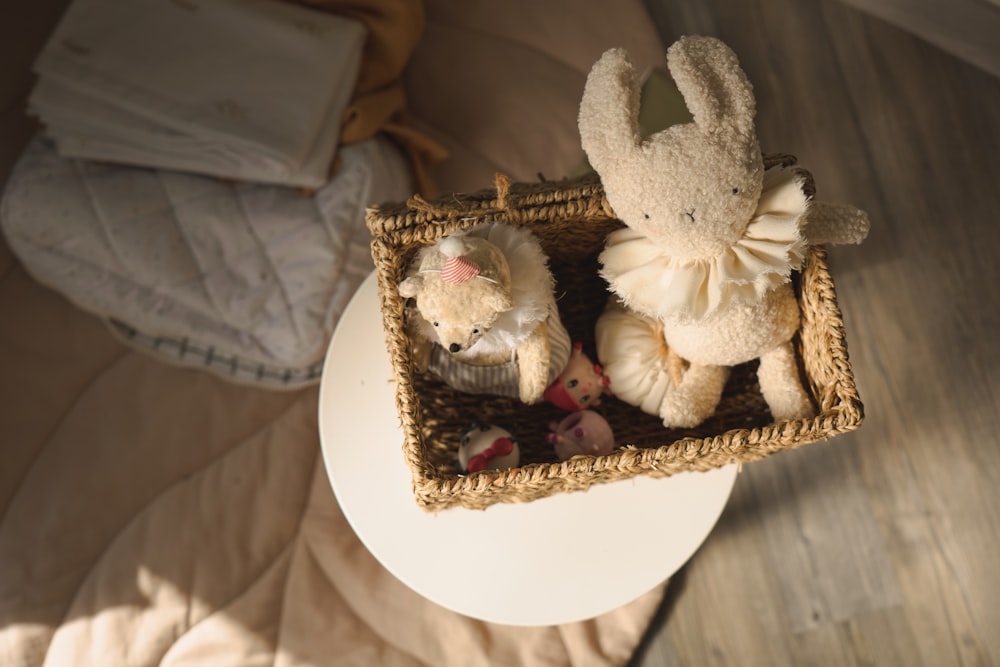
[581,36,869,428]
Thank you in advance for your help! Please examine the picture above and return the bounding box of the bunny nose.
[449,343,462,353]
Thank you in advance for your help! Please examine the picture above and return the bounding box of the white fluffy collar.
[599,166,809,323]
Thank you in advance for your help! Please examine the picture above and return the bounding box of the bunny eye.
[732,187,739,194]
[643,213,650,219]
[433,321,439,327]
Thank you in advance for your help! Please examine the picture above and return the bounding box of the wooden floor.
[3,1,997,664]
[631,1,1000,665]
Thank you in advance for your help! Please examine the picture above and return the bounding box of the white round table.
[318,273,738,626]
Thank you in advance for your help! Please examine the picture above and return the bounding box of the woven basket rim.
[367,172,607,240]
[367,156,863,511]
[404,247,863,509]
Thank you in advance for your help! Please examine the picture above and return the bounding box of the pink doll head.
[546,411,615,461]
[543,342,610,410]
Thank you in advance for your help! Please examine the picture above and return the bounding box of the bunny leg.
[757,341,814,421]
[659,362,729,428]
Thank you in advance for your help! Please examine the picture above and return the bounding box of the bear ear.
[398,275,423,298]
[484,284,514,312]
[667,35,756,139]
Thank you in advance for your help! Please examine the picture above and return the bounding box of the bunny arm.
[805,200,871,246]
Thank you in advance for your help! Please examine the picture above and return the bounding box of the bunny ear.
[578,48,643,176]
[667,36,756,138]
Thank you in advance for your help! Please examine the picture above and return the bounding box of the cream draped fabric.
[30,0,366,189]
[600,166,810,322]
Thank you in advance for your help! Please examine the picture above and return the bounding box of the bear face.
[399,273,514,355]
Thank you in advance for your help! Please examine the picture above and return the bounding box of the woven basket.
[367,154,864,512]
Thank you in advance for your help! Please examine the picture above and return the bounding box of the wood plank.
[739,446,902,633]
[633,0,1000,663]
[654,491,798,667]
[839,0,1000,80]
[838,606,927,666]
[820,6,1000,664]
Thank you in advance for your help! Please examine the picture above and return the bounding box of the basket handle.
[405,173,513,220]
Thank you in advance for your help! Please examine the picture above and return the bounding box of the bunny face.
[579,37,764,260]
[617,128,764,258]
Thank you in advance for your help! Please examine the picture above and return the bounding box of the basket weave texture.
[367,155,864,512]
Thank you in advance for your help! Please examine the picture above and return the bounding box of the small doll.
[457,424,521,473]
[546,411,616,461]
[543,342,610,410]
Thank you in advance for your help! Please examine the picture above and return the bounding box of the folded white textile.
[1,135,412,388]
[30,0,366,189]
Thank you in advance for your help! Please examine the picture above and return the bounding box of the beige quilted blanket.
[1,0,671,663]
[0,247,664,666]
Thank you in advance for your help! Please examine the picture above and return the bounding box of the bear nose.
[449,343,462,353]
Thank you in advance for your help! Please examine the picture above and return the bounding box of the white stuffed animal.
[581,36,869,427]
[399,223,570,404]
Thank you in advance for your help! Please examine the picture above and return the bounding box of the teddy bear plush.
[398,222,570,404]
[580,36,869,427]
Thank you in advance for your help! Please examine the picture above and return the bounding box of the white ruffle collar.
[599,166,809,323]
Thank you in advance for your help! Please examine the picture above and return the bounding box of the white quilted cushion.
[1,135,411,387]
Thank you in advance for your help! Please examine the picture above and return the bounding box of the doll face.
[557,350,606,408]
[544,344,610,410]
[562,370,598,407]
